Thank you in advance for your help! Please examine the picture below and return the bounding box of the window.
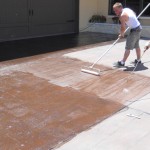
[109,0,150,16]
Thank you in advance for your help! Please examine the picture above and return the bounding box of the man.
[113,2,142,66]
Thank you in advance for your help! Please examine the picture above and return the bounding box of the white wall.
[79,0,110,30]
[79,0,98,31]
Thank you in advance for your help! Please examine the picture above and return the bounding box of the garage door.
[29,0,79,36]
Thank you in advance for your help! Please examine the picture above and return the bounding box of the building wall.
[79,0,150,31]
[97,0,108,17]
[79,0,98,30]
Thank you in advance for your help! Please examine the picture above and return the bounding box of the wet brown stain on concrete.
[0,71,123,150]
[13,56,150,104]
[74,67,150,104]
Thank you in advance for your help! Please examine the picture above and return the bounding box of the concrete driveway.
[55,38,150,150]
[0,35,150,150]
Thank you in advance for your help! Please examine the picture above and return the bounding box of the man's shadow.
[124,62,148,72]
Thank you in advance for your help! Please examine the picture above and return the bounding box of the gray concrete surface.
[55,93,150,150]
[1,36,150,150]
[55,38,150,150]
[64,39,150,77]
[55,96,150,150]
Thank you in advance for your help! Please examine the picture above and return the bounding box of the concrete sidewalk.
[55,93,150,150]
[55,38,150,150]
[56,98,150,150]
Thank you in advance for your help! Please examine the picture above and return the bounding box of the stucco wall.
[79,0,98,30]
[97,0,108,16]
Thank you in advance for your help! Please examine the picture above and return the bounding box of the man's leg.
[135,30,142,62]
[118,49,130,66]
[122,49,130,62]
[118,32,132,66]
[135,48,141,60]
[120,33,133,65]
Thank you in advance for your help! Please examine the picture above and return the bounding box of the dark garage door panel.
[0,0,79,41]
[0,0,28,26]
[30,23,75,36]
[30,0,78,35]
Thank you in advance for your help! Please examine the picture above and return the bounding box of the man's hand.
[118,33,124,38]
[145,46,149,50]
[144,42,150,52]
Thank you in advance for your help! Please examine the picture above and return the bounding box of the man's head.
[113,2,123,16]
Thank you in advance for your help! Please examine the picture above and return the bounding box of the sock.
[121,60,125,65]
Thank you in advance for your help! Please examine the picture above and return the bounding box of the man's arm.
[119,14,128,38]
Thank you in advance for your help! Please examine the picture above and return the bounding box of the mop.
[81,37,120,75]
[81,3,150,76]
[132,50,146,72]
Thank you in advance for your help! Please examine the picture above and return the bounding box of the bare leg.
[135,48,141,60]
[122,50,130,62]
